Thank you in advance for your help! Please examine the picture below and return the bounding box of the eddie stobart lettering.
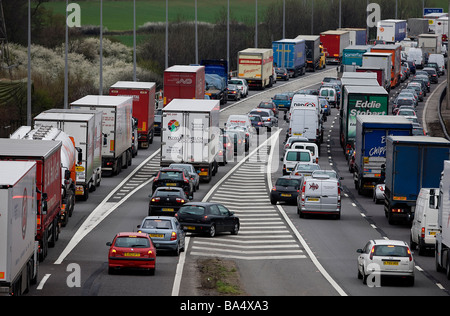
[349,100,387,116]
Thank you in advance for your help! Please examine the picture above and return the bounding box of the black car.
[148,187,188,216]
[152,168,194,200]
[175,202,240,237]
[270,175,304,205]
[275,67,289,81]
[248,114,264,133]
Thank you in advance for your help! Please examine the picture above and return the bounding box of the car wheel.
[208,224,216,238]
[231,223,239,235]
[173,243,180,256]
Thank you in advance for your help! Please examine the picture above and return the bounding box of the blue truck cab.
[384,136,450,224]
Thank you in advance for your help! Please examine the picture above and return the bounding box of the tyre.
[208,224,216,237]
[231,223,239,235]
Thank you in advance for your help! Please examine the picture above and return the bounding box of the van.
[407,48,424,69]
[428,54,445,75]
[319,87,337,107]
[226,114,252,130]
[291,142,319,164]
[290,94,320,118]
[297,174,341,219]
[282,148,313,175]
[410,188,439,255]
[288,107,322,148]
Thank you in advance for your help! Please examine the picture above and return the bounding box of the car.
[257,100,279,117]
[348,148,356,173]
[396,108,416,117]
[154,108,162,135]
[227,85,241,101]
[312,169,343,187]
[424,62,441,76]
[249,108,278,130]
[321,82,341,102]
[372,183,385,204]
[399,89,418,103]
[282,148,314,175]
[290,162,321,177]
[318,98,331,116]
[422,67,438,83]
[297,173,341,219]
[272,93,291,116]
[406,60,416,74]
[295,89,319,96]
[412,124,426,136]
[406,83,424,101]
[106,232,156,275]
[137,216,186,255]
[275,67,289,80]
[356,239,415,286]
[148,186,188,216]
[217,134,234,165]
[175,202,240,237]
[248,114,264,133]
[270,175,304,205]
[228,78,249,98]
[392,98,416,114]
[427,54,445,75]
[404,115,419,124]
[169,163,200,191]
[321,77,340,86]
[152,168,194,200]
[224,128,246,155]
[412,75,430,92]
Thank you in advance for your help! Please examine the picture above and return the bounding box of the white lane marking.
[37,273,51,290]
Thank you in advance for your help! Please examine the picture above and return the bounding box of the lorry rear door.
[393,145,419,201]
[422,147,449,188]
[185,112,210,164]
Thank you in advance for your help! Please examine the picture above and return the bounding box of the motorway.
[29,66,450,297]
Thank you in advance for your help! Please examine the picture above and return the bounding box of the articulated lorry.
[0,139,62,262]
[201,59,228,105]
[353,116,412,195]
[320,30,350,64]
[163,65,205,106]
[437,160,450,277]
[109,81,156,148]
[71,95,133,176]
[34,109,103,200]
[295,35,324,71]
[237,48,274,89]
[371,44,402,88]
[11,125,77,226]
[161,99,220,183]
[361,52,392,91]
[376,19,407,43]
[340,45,373,73]
[272,38,306,77]
[0,161,39,296]
[385,136,450,225]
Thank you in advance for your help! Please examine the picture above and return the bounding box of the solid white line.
[422,80,447,134]
[54,149,161,265]
[189,252,307,260]
[36,273,51,290]
[171,236,190,296]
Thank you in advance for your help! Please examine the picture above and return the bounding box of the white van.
[289,107,322,147]
[407,48,424,68]
[291,142,319,164]
[410,188,439,255]
[282,148,313,175]
[319,87,337,107]
[428,54,445,75]
[290,94,320,117]
[297,174,341,219]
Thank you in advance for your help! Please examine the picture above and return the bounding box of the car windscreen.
[373,245,409,257]
[178,205,206,215]
[114,236,150,248]
[142,219,173,230]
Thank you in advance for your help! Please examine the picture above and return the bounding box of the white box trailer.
[34,110,101,200]
[418,33,442,55]
[70,95,133,176]
[437,160,450,275]
[0,161,38,296]
[237,48,274,89]
[161,99,220,182]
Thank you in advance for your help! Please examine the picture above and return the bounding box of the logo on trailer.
[168,120,180,132]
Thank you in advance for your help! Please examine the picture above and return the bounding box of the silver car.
[169,163,200,191]
[249,108,278,130]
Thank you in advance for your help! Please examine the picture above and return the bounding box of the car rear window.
[159,171,183,180]
[114,236,150,248]
[286,151,311,162]
[155,189,183,197]
[274,94,288,100]
[276,178,301,187]
[178,205,205,215]
[251,111,269,117]
[142,219,173,230]
[373,245,409,257]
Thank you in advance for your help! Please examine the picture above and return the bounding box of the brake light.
[407,248,413,261]
[421,227,425,239]
[176,198,185,203]
[271,186,276,191]
[301,182,306,205]
[170,232,177,241]
[370,246,375,260]
[151,197,160,202]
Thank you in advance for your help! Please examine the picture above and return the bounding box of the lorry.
[34,109,103,200]
[417,33,442,55]
[319,30,350,64]
[0,139,62,262]
[338,28,367,45]
[384,136,450,225]
[356,68,387,91]
[361,52,392,91]
[406,18,429,39]
[353,116,413,195]
[201,59,228,105]
[340,85,388,154]
[109,81,156,149]
[10,125,77,226]
[0,161,39,296]
[436,160,450,276]
[436,16,448,43]
[272,38,306,77]
[376,19,407,43]
[237,48,274,89]
[163,65,205,106]
[160,99,220,183]
[295,35,323,71]
[339,45,373,73]
[70,96,132,176]
[371,44,402,88]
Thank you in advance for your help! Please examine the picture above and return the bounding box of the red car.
[107,232,156,275]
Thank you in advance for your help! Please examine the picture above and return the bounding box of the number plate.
[307,197,319,201]
[383,261,399,265]
[149,234,164,238]
[186,226,196,231]
[199,171,208,176]
[166,183,176,186]
[162,208,174,212]
[281,193,292,197]
[124,252,140,257]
